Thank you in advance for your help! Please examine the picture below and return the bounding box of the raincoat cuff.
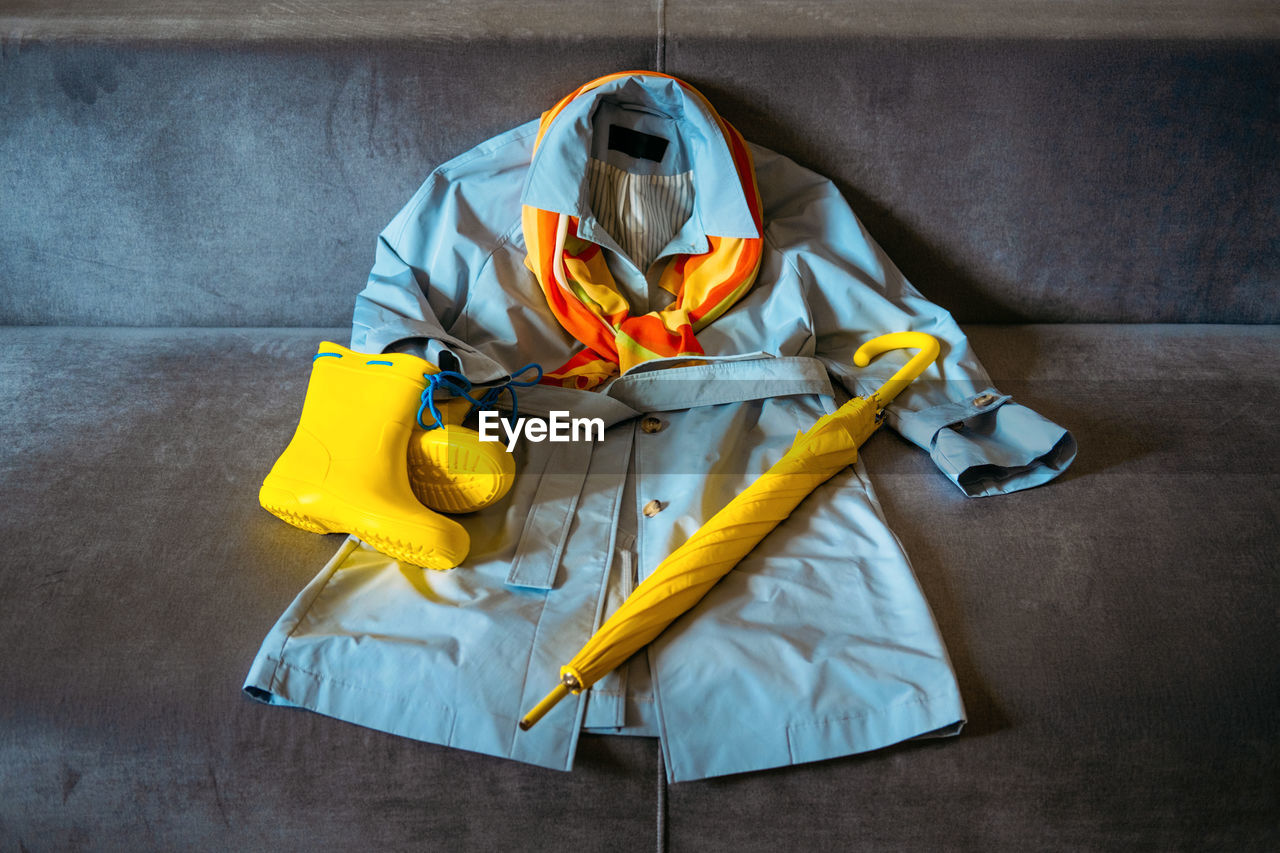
[897,390,1077,497]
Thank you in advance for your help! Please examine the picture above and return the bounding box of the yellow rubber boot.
[408,426,516,513]
[259,342,469,570]
[407,397,517,514]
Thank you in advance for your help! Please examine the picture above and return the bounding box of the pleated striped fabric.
[586,158,694,273]
[524,72,763,391]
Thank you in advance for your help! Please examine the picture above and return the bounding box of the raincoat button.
[973,393,997,407]
[643,499,664,517]
[640,416,664,433]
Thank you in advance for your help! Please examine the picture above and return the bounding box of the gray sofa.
[2,4,1276,849]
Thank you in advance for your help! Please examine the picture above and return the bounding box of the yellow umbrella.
[519,331,942,730]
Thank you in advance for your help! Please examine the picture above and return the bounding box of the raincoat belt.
[505,354,834,424]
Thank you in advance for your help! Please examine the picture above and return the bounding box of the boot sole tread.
[262,502,331,535]
[260,485,462,571]
[407,437,508,514]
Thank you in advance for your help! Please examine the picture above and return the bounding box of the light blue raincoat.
[245,74,1075,782]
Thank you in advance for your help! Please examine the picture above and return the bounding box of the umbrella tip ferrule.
[518,682,572,731]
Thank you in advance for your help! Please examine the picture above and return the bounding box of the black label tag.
[607,124,669,163]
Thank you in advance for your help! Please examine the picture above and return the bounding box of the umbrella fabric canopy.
[520,332,941,730]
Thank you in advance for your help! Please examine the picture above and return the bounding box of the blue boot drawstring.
[470,364,543,425]
[416,363,543,431]
[416,370,475,430]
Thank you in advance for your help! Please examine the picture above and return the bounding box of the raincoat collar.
[520,73,760,261]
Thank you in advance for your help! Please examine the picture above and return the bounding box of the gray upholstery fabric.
[668,38,1280,324]
[5,0,1277,40]
[2,39,1276,327]
[0,325,1275,849]
[0,0,664,41]
[0,40,655,327]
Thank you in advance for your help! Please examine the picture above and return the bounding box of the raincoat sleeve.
[762,150,1076,497]
[349,123,537,381]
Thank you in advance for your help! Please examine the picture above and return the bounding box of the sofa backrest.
[2,15,1276,326]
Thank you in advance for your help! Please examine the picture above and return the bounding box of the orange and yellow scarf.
[524,72,763,391]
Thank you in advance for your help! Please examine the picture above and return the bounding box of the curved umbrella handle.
[853,331,941,407]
